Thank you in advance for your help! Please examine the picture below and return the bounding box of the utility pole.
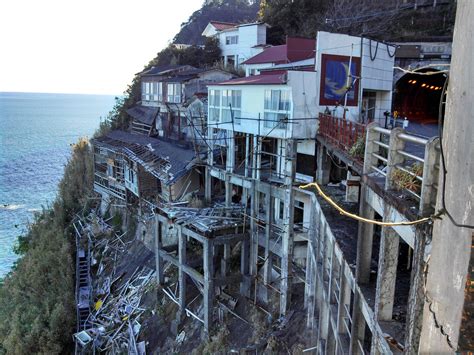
[419,0,474,352]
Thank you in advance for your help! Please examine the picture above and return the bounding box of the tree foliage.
[259,0,456,43]
[173,0,260,45]
[0,139,93,355]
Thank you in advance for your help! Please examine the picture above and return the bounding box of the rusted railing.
[318,113,366,153]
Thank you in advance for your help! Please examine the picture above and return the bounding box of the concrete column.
[263,190,273,285]
[316,144,330,184]
[203,239,214,333]
[240,237,250,297]
[385,127,405,190]
[404,225,428,354]
[280,139,296,316]
[249,181,259,276]
[345,170,360,202]
[225,173,232,210]
[256,137,262,180]
[154,218,164,285]
[226,129,235,173]
[355,184,375,284]
[374,226,399,321]
[419,2,474,352]
[178,226,187,313]
[419,137,440,216]
[205,127,213,202]
[244,133,250,178]
[221,243,231,277]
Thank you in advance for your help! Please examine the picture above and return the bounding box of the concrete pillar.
[205,127,213,202]
[345,170,360,202]
[221,243,230,277]
[154,218,164,285]
[263,190,273,285]
[374,226,399,321]
[404,225,428,354]
[419,137,440,216]
[226,129,235,173]
[178,227,187,313]
[249,181,259,276]
[280,139,296,316]
[316,144,330,184]
[203,239,214,333]
[419,2,474,352]
[240,237,250,297]
[385,127,405,190]
[355,184,375,284]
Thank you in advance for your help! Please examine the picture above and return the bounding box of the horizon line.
[0,90,123,96]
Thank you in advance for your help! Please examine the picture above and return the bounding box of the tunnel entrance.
[393,69,446,124]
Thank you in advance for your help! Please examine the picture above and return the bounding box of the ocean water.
[0,92,116,277]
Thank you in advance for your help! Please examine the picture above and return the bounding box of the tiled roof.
[212,72,287,86]
[126,105,159,126]
[242,37,315,65]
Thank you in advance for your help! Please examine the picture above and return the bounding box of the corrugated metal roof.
[126,105,159,126]
[242,45,288,65]
[210,21,238,31]
[93,130,200,184]
[212,72,287,86]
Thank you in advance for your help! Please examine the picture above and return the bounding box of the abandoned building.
[83,24,473,353]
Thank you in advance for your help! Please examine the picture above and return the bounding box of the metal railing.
[318,113,367,155]
[363,122,440,216]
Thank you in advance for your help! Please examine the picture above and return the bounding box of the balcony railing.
[363,122,440,216]
[318,113,367,155]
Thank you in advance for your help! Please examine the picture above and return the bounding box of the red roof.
[242,45,287,65]
[242,37,316,65]
[210,21,237,31]
[213,72,287,86]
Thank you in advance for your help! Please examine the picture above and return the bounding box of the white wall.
[314,31,395,122]
[218,24,267,67]
[208,70,318,140]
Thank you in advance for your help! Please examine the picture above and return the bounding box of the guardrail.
[318,113,367,155]
[363,122,440,216]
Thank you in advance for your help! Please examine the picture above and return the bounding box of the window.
[209,89,221,122]
[264,90,291,128]
[225,35,238,45]
[167,83,182,103]
[142,81,162,102]
[208,89,242,124]
[222,89,241,124]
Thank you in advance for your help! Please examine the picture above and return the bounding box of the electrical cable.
[437,74,474,229]
[369,39,379,61]
[299,181,437,226]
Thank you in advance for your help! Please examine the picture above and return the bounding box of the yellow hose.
[299,182,433,226]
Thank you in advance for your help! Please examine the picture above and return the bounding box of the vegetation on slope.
[0,138,93,354]
[259,0,456,43]
[173,0,260,45]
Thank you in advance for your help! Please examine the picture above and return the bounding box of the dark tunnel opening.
[393,69,447,124]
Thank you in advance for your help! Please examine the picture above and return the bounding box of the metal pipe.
[371,165,387,176]
[373,126,391,135]
[398,150,425,163]
[374,140,389,149]
[394,164,423,181]
[371,152,388,163]
[397,132,429,145]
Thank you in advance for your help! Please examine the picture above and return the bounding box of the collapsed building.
[83,27,471,354]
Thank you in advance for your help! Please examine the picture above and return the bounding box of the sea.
[0,92,116,277]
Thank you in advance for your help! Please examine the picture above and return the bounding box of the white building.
[202,21,268,68]
[314,31,395,123]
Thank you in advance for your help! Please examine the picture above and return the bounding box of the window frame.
[263,89,291,129]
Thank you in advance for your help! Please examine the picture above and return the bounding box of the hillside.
[173,0,260,45]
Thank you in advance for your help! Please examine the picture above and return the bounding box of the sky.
[0,0,203,95]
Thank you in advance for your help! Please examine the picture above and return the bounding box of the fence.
[318,113,367,154]
[363,122,440,216]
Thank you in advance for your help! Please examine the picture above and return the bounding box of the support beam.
[178,226,187,314]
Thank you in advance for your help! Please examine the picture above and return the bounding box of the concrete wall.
[314,31,395,123]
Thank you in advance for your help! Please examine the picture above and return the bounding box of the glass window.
[264,90,291,128]
[225,35,238,45]
[167,83,182,103]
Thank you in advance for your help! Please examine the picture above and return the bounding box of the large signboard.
[319,54,361,107]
